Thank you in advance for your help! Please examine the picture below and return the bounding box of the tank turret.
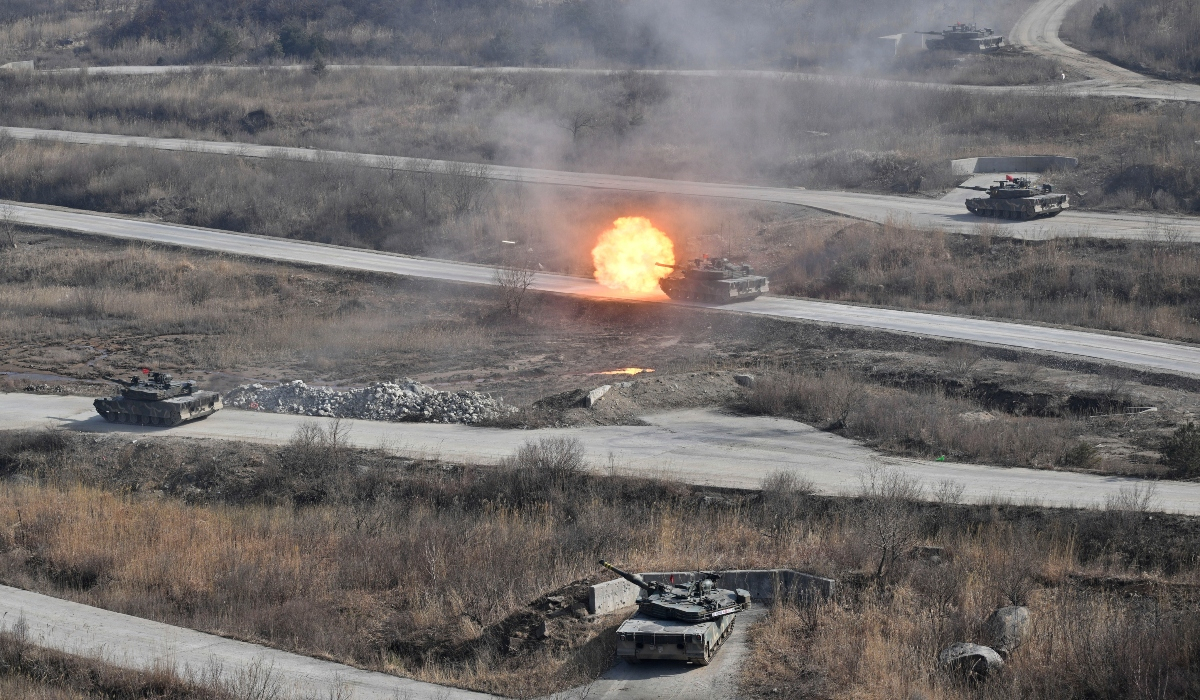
[94,369,222,426]
[657,256,768,304]
[599,560,751,665]
[918,22,1004,52]
[958,175,1070,220]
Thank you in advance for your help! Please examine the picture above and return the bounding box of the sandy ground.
[6,392,1199,513]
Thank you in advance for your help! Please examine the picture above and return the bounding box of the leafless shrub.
[503,437,586,484]
[1105,480,1160,513]
[942,345,981,378]
[0,204,16,249]
[282,419,351,477]
[858,460,923,577]
[932,478,966,505]
[761,469,816,497]
[494,262,536,317]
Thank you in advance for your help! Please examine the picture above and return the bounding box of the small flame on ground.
[591,216,675,294]
[594,368,655,375]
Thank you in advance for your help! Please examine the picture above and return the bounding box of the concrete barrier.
[0,61,35,71]
[951,155,1078,175]
[589,578,642,616]
[588,569,835,615]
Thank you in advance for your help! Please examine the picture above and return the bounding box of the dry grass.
[1063,0,1200,82]
[742,535,1200,699]
[0,240,498,377]
[769,219,1200,341]
[0,627,241,700]
[743,368,1075,468]
[1,68,1198,209]
[1,429,1198,698]
[0,0,1033,73]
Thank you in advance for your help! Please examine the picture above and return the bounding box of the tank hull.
[659,275,768,304]
[966,193,1069,220]
[615,613,736,665]
[94,391,223,427]
[927,35,1004,52]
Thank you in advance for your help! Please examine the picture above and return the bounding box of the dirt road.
[7,126,1199,242]
[6,393,1199,513]
[7,199,1200,376]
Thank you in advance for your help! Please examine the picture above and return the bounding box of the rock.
[938,642,1004,679]
[985,606,1031,656]
[734,373,755,388]
[534,620,549,639]
[223,378,516,425]
[585,385,611,408]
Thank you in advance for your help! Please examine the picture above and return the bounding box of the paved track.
[8,199,1200,376]
[0,584,492,699]
[6,394,1200,513]
[6,126,1200,243]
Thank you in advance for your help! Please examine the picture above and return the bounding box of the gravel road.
[6,393,1199,513]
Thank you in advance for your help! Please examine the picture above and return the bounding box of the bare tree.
[0,204,17,249]
[494,260,536,317]
[561,108,598,142]
[858,460,924,577]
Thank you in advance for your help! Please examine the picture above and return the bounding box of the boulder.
[734,373,755,388]
[938,642,1004,679]
[985,606,1031,656]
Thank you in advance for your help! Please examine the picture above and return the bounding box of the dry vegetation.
[0,627,254,700]
[0,429,1189,699]
[768,219,1200,342]
[1064,0,1200,82]
[3,229,1198,479]
[0,0,1030,75]
[0,428,1196,698]
[2,68,1198,210]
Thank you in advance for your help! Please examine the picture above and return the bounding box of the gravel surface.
[224,379,515,424]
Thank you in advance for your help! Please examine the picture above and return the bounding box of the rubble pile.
[225,379,515,424]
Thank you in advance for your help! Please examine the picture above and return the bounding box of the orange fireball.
[591,217,675,294]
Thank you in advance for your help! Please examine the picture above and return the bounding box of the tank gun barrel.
[956,185,989,191]
[599,560,663,592]
[654,262,679,269]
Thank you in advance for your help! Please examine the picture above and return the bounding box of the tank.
[657,257,768,304]
[599,560,751,665]
[959,176,1070,220]
[918,23,1004,52]
[94,371,222,427]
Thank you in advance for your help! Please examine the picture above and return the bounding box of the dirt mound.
[382,577,625,697]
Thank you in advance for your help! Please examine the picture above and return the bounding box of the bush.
[1161,421,1200,477]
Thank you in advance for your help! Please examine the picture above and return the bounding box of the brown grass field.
[0,68,1197,212]
[0,428,1196,698]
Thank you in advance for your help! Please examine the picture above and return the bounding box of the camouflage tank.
[599,560,751,665]
[918,23,1004,52]
[959,176,1070,220]
[657,257,768,304]
[94,371,222,427]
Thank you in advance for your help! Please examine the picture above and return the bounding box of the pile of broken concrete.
[225,379,516,424]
